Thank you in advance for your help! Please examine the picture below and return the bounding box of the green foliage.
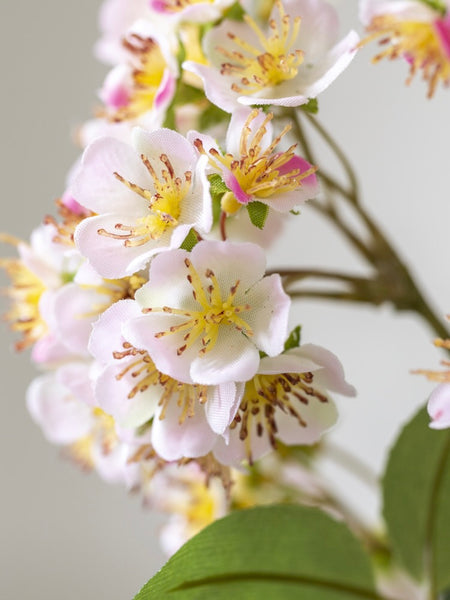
[383,405,450,593]
[208,174,229,197]
[247,201,269,230]
[180,229,199,252]
[199,103,229,131]
[284,325,302,351]
[222,2,246,20]
[419,0,447,15]
[133,505,377,600]
[301,99,319,114]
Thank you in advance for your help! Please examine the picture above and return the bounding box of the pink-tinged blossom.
[98,20,178,129]
[183,0,359,112]
[149,0,235,22]
[89,299,242,461]
[360,0,450,97]
[73,127,212,278]
[190,107,318,212]
[428,383,450,429]
[213,343,356,465]
[123,241,291,385]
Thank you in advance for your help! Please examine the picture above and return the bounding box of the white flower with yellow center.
[360,0,450,97]
[123,240,290,385]
[213,343,356,466]
[190,107,318,213]
[183,0,359,112]
[89,299,242,461]
[73,127,212,278]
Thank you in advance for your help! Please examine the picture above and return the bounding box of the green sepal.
[300,98,319,114]
[222,1,246,20]
[180,229,199,252]
[247,201,269,229]
[419,0,447,15]
[284,326,302,352]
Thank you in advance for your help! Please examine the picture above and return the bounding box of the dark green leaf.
[247,201,269,230]
[301,98,319,114]
[134,505,377,600]
[383,405,450,592]
[284,326,302,351]
[180,229,199,252]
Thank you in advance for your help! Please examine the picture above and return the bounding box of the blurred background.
[1,0,449,598]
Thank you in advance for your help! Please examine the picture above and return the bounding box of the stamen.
[232,371,329,462]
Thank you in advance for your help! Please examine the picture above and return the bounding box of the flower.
[123,240,291,385]
[88,299,242,460]
[191,107,318,213]
[360,0,450,97]
[183,0,359,112]
[73,127,212,278]
[0,224,82,354]
[213,343,356,465]
[98,20,178,128]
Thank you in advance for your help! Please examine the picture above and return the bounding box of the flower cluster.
[18,0,450,556]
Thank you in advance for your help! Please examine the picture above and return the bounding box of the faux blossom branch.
[269,107,449,341]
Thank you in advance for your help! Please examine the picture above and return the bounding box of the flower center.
[145,257,253,356]
[98,153,191,246]
[217,1,303,94]
[194,109,316,203]
[68,407,118,469]
[114,342,208,423]
[362,15,450,97]
[108,34,168,121]
[231,371,328,463]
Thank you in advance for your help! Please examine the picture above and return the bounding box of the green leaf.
[383,405,450,593]
[180,229,199,252]
[247,201,269,230]
[134,505,377,600]
[284,325,302,351]
[301,98,319,114]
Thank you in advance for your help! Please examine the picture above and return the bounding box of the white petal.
[244,274,290,356]
[276,396,338,445]
[205,382,241,434]
[152,402,217,460]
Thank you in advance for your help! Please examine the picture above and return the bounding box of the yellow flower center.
[362,16,450,97]
[145,257,253,356]
[114,342,209,423]
[194,109,316,203]
[68,407,118,469]
[98,153,191,246]
[218,0,303,94]
[231,370,328,463]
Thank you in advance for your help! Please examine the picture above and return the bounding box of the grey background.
[1,1,449,598]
